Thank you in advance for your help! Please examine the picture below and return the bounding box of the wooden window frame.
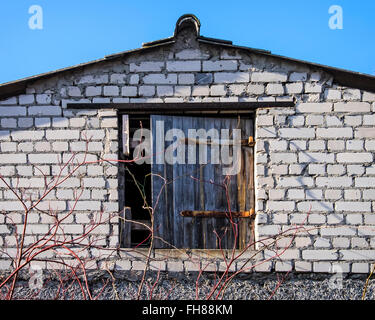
[67,102,295,252]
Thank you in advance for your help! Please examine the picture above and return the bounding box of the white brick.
[256,127,277,138]
[355,128,375,138]
[287,189,305,200]
[121,86,137,97]
[81,130,105,140]
[0,97,17,105]
[363,91,375,102]
[327,140,345,151]
[52,141,68,151]
[67,87,81,97]
[326,164,345,175]
[110,73,126,84]
[352,237,369,248]
[28,154,60,164]
[305,189,323,200]
[1,118,17,128]
[316,177,352,188]
[35,142,51,151]
[103,86,119,96]
[343,89,361,101]
[308,164,326,175]
[316,128,353,138]
[295,261,312,272]
[297,201,333,212]
[19,94,35,104]
[210,85,226,96]
[69,201,101,211]
[337,152,372,163]
[358,226,375,237]
[257,225,281,236]
[174,86,191,96]
[46,130,80,140]
[82,178,106,188]
[340,250,375,261]
[334,102,371,112]
[326,115,342,126]
[85,86,102,96]
[35,118,51,128]
[310,72,321,81]
[289,72,307,82]
[203,60,237,71]
[314,238,331,248]
[270,153,297,164]
[130,61,164,72]
[18,118,33,128]
[305,83,322,93]
[190,86,208,96]
[308,140,325,151]
[332,237,350,248]
[266,83,284,95]
[346,214,363,225]
[143,74,177,84]
[166,61,200,72]
[101,118,117,128]
[335,201,371,212]
[299,152,334,163]
[76,74,108,84]
[11,131,44,141]
[247,84,264,95]
[178,73,194,84]
[279,128,315,138]
[363,115,375,125]
[52,117,69,127]
[352,263,370,273]
[129,74,139,84]
[228,84,245,95]
[324,89,341,100]
[278,177,314,188]
[267,201,295,211]
[346,140,364,151]
[296,103,332,113]
[302,250,337,260]
[214,72,249,83]
[28,106,61,116]
[257,115,274,126]
[27,224,49,234]
[285,82,303,94]
[139,86,155,97]
[344,115,362,126]
[175,49,209,60]
[320,226,357,236]
[251,71,287,82]
[0,107,26,116]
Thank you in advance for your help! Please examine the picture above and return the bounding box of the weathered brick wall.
[1,30,375,274]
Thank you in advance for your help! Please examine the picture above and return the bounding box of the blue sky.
[0,0,374,84]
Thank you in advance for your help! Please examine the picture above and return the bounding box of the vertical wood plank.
[121,207,132,247]
[122,114,130,156]
[152,115,174,248]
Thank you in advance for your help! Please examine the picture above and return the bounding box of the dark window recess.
[120,114,255,250]
[121,116,152,248]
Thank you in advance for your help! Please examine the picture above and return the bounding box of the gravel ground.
[2,271,375,300]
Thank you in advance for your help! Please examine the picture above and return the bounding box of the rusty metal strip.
[180,209,255,218]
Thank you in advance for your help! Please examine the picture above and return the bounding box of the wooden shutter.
[151,115,254,249]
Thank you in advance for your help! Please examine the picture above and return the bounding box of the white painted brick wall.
[1,43,375,274]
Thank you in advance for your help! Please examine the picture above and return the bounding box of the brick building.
[1,14,375,275]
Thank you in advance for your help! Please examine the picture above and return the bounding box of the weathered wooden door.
[151,115,254,249]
